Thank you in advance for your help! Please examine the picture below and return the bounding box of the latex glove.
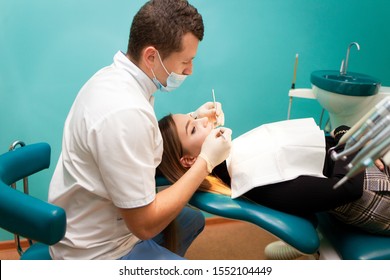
[198,127,232,173]
[192,102,225,127]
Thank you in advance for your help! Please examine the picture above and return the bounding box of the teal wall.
[1,0,389,241]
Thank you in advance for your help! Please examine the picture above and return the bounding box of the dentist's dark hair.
[127,0,204,61]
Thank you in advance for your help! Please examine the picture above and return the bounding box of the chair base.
[317,212,390,260]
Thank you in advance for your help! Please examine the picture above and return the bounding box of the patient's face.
[172,114,213,157]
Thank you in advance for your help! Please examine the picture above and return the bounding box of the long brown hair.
[158,114,231,196]
[157,114,231,254]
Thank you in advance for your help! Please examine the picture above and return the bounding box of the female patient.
[157,113,390,236]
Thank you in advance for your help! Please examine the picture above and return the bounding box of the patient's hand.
[375,159,385,171]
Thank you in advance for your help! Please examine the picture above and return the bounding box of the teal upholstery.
[0,142,66,260]
[317,213,390,260]
[20,243,53,260]
[156,176,320,254]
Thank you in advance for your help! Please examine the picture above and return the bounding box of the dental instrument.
[292,53,299,90]
[331,114,390,161]
[287,54,299,120]
[331,99,390,189]
[212,88,219,127]
[218,128,227,140]
[346,125,390,169]
[211,88,227,140]
[212,88,216,110]
[328,96,390,154]
[337,96,390,147]
[333,132,390,189]
[344,98,390,149]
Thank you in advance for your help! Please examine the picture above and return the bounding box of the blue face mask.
[151,51,187,92]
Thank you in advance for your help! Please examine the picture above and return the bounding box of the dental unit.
[332,99,390,189]
[333,127,390,189]
[289,42,389,132]
[286,42,390,190]
[330,99,390,161]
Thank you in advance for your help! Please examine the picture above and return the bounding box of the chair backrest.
[0,142,66,252]
[189,191,320,254]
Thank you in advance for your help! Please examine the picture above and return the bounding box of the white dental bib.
[227,118,326,199]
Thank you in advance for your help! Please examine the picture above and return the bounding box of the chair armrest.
[0,182,66,245]
[0,142,51,185]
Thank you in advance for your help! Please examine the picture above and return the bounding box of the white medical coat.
[49,51,162,259]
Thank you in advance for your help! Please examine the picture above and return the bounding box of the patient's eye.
[191,127,196,135]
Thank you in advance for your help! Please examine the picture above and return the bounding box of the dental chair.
[316,212,390,260]
[0,141,66,260]
[0,141,319,260]
[155,176,320,256]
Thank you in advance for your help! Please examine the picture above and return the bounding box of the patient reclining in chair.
[157,114,390,236]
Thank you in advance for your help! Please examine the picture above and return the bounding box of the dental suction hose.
[346,125,390,171]
[331,114,390,161]
[337,97,390,147]
[333,126,390,189]
[345,104,390,150]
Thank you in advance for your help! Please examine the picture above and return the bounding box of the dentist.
[49,0,231,260]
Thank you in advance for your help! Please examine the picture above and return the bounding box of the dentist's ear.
[142,46,158,69]
[180,155,197,168]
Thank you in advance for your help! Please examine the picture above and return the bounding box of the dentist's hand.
[198,127,232,173]
[193,102,225,127]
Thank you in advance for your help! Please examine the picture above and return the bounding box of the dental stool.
[156,176,320,256]
[317,212,390,260]
[0,141,66,260]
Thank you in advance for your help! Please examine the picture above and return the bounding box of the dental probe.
[333,133,390,189]
[218,128,226,140]
[338,96,390,146]
[212,89,227,138]
[212,88,216,110]
[212,88,218,127]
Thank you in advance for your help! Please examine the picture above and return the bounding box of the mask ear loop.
[150,67,158,80]
[149,50,163,85]
[156,51,171,76]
